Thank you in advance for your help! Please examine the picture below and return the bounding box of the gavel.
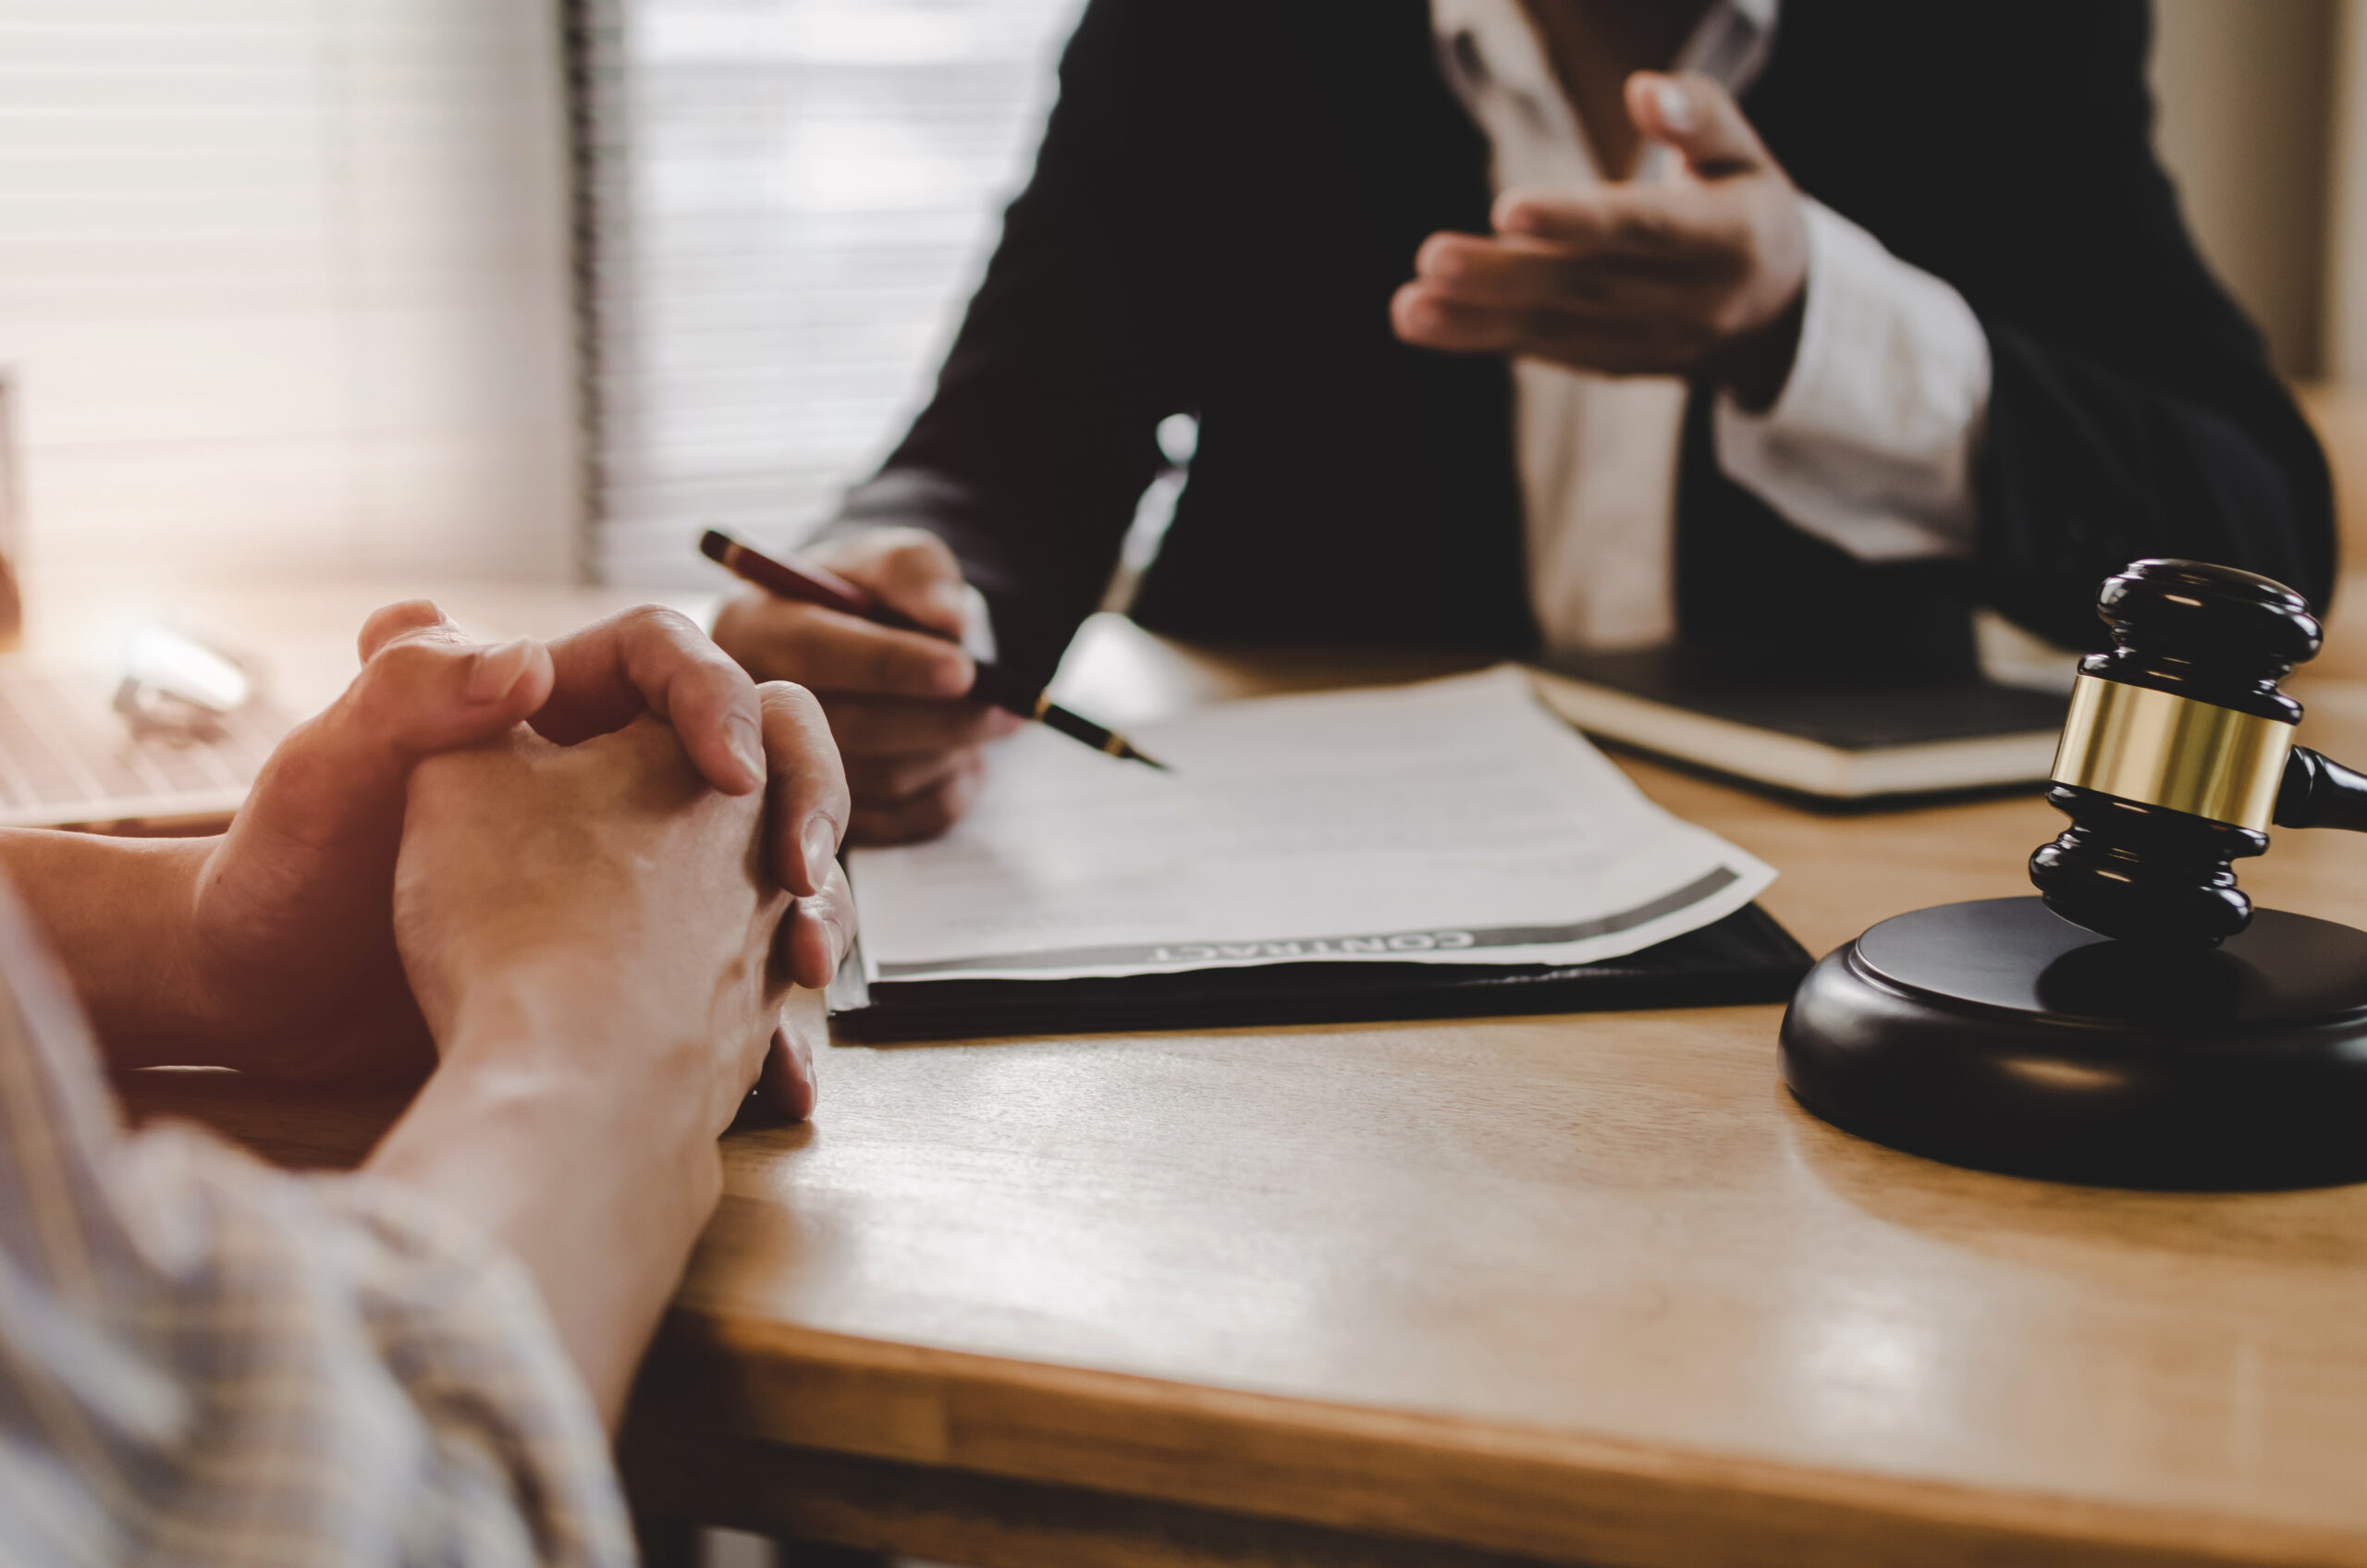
[1782,557,2367,1189]
[2032,557,2367,946]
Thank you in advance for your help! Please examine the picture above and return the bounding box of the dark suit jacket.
[833,0,2335,684]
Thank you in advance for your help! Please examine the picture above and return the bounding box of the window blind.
[575,0,1086,587]
[0,0,580,586]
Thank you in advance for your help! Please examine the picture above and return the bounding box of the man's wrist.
[369,974,730,1427]
[423,964,736,1246]
[153,837,238,1052]
[0,829,223,1062]
[1716,288,1807,413]
[436,959,752,1137]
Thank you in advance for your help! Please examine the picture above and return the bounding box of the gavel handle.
[2275,747,2367,831]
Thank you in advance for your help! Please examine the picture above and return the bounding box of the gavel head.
[2030,559,2321,947]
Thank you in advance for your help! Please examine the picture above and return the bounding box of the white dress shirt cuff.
[1712,198,1990,562]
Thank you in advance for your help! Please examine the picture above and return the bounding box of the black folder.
[828,902,1810,1042]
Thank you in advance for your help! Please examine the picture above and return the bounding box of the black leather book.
[828,903,1811,1043]
[1531,649,2069,804]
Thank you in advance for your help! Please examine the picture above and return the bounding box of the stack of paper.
[848,667,1774,986]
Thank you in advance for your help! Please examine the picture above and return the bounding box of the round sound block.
[1780,897,2367,1189]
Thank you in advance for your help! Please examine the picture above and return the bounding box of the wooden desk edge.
[632,1316,2366,1568]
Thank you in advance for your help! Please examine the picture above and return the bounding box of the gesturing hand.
[1392,70,1809,409]
[166,602,850,1108]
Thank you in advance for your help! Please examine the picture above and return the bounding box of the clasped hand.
[149,599,850,1118]
[1392,71,1809,409]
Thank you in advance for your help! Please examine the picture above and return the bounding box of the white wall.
[0,0,581,587]
[2151,0,2340,379]
[2324,0,2367,386]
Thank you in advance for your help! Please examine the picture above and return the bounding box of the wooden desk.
[115,583,2367,1568]
[615,615,2367,1568]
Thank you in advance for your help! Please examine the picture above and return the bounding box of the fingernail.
[728,716,764,784]
[466,638,536,704]
[928,582,968,626]
[801,815,839,886]
[988,708,1025,737]
[932,657,974,699]
[1651,77,1695,134]
[813,899,852,976]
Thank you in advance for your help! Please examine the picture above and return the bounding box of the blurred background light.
[0,0,2361,598]
[579,0,1085,587]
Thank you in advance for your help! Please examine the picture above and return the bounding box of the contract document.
[848,667,1775,983]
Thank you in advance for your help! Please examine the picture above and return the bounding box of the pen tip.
[1124,745,1171,771]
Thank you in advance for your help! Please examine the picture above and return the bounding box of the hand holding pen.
[705,528,1163,843]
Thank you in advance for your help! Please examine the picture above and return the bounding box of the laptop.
[0,372,289,833]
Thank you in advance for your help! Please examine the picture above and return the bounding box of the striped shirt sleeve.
[0,878,635,1567]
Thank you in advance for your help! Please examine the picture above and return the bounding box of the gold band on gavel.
[2050,673,2294,830]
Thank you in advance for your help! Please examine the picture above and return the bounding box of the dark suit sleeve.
[1969,1,2335,647]
[825,4,1166,681]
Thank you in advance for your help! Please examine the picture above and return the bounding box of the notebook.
[831,668,1811,1041]
[1529,647,2070,804]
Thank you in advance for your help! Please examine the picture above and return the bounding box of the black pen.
[699,529,1168,769]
